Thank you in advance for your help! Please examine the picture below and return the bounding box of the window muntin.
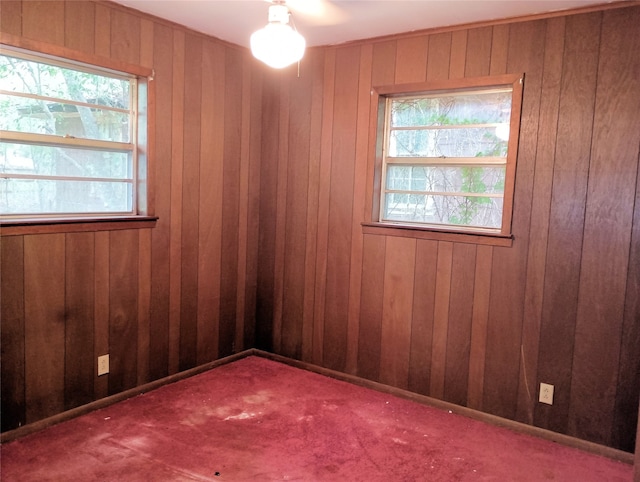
[0,48,138,218]
[380,84,519,234]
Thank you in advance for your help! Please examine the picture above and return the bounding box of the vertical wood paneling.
[346,43,374,374]
[483,20,545,420]
[426,32,451,81]
[108,230,139,394]
[219,48,243,357]
[256,68,280,352]
[614,166,640,452]
[322,45,361,372]
[179,33,202,371]
[64,0,94,53]
[489,24,510,75]
[168,29,185,374]
[395,37,428,83]
[430,241,453,399]
[464,27,492,77]
[301,50,325,362]
[243,59,263,350]
[357,234,386,381]
[281,64,312,359]
[272,71,289,354]
[467,245,493,410]
[22,1,63,44]
[0,0,260,434]
[197,39,225,364]
[379,237,416,389]
[517,16,565,426]
[364,41,395,219]
[1,236,25,430]
[449,30,467,78]
[408,239,438,396]
[93,232,109,400]
[148,23,172,381]
[2,0,640,454]
[535,12,600,433]
[94,3,110,57]
[444,243,476,406]
[64,233,95,410]
[0,1,22,36]
[137,229,151,385]
[137,20,153,386]
[569,7,640,446]
[235,54,253,353]
[24,235,65,423]
[110,8,140,64]
[311,49,337,365]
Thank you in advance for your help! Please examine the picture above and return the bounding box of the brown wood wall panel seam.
[148,22,173,381]
[272,71,290,355]
[311,48,337,366]
[24,234,65,423]
[168,28,185,376]
[345,43,374,375]
[301,51,325,363]
[179,33,203,372]
[219,49,243,357]
[535,12,600,435]
[0,236,26,431]
[196,39,225,365]
[569,7,640,447]
[64,232,95,411]
[517,15,565,427]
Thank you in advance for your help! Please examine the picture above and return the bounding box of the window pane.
[384,193,503,229]
[1,142,132,179]
[0,55,130,109]
[1,178,132,215]
[386,165,505,195]
[390,91,511,127]
[388,127,508,158]
[1,94,131,142]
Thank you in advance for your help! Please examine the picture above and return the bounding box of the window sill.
[362,222,513,247]
[0,216,158,236]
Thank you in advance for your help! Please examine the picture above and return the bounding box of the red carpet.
[0,356,632,481]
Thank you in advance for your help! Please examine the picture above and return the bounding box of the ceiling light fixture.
[250,2,306,69]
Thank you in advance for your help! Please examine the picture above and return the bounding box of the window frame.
[367,74,524,243]
[0,35,155,235]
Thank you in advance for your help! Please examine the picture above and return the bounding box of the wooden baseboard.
[252,350,634,466]
[2,347,634,467]
[0,350,254,444]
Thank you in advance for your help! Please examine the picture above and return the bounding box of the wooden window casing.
[366,74,524,245]
[0,35,155,235]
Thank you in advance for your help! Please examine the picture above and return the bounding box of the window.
[375,75,523,236]
[0,47,146,220]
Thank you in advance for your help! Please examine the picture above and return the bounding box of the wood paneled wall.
[257,6,640,452]
[0,1,262,430]
[1,0,639,456]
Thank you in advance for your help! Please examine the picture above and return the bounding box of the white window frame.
[0,45,147,221]
[373,74,524,238]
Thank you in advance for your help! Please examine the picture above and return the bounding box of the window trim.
[0,33,154,235]
[367,73,524,242]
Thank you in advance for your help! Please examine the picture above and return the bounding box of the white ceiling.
[111,0,614,48]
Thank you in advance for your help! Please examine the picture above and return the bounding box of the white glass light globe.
[250,23,306,69]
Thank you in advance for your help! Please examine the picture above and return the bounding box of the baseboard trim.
[252,350,634,466]
[2,347,634,467]
[0,350,253,444]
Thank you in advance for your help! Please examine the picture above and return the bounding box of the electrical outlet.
[98,354,109,376]
[539,382,554,405]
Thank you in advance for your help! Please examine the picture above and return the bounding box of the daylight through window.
[0,48,138,218]
[379,77,522,235]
